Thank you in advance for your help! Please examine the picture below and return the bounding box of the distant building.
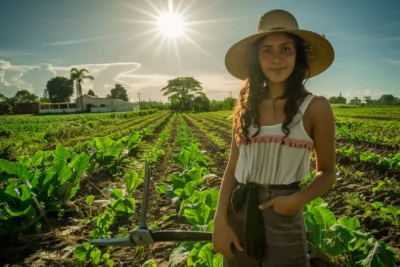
[38,95,139,114]
[15,103,40,114]
[39,102,79,114]
[78,95,139,112]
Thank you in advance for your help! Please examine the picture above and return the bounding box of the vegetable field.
[0,106,399,267]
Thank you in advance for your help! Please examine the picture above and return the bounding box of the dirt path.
[182,115,227,180]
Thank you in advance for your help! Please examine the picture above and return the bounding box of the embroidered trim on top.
[236,134,314,150]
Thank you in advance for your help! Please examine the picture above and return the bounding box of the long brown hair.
[232,33,311,145]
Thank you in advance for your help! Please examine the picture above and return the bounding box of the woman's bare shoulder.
[309,95,334,119]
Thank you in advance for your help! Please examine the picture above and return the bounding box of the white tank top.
[235,94,315,185]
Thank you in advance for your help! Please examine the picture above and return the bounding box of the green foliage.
[46,76,74,103]
[13,90,39,103]
[90,210,115,239]
[0,144,89,235]
[138,100,170,110]
[87,89,96,96]
[305,198,398,266]
[106,84,128,101]
[329,95,347,104]
[209,97,236,111]
[73,242,114,266]
[193,94,211,112]
[161,77,204,112]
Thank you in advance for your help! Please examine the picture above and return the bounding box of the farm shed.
[15,103,40,114]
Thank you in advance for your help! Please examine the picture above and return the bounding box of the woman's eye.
[283,46,291,51]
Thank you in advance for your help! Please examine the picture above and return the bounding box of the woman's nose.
[270,55,283,64]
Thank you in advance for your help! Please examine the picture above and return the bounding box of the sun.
[119,0,224,69]
[156,12,186,38]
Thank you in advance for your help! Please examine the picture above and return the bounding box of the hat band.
[257,26,287,33]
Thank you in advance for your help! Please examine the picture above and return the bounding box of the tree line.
[329,93,399,105]
[1,74,399,115]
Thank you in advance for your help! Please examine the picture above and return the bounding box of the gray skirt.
[223,186,311,267]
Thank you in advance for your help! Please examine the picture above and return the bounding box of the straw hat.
[225,9,335,80]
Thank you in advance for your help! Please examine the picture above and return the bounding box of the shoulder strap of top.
[299,94,315,114]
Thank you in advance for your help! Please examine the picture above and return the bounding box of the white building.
[39,102,79,114]
[78,95,139,112]
[39,95,139,114]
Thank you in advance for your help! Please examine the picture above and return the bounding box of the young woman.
[212,9,337,267]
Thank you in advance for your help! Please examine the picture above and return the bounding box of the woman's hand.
[258,194,301,216]
[212,217,244,259]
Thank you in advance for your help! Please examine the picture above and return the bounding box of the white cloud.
[0,60,34,97]
[42,33,125,46]
[0,60,155,100]
[0,69,21,97]
[382,58,400,67]
[19,64,57,95]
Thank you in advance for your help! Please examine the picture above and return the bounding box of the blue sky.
[0,0,399,102]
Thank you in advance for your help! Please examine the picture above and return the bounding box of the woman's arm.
[293,96,337,206]
[214,125,239,222]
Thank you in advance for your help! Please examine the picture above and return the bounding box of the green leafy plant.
[364,202,400,226]
[110,170,143,216]
[89,210,115,239]
[73,242,114,266]
[305,198,398,266]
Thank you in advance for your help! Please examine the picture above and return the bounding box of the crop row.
[155,114,223,266]
[0,109,157,125]
[200,110,400,147]
[0,110,157,136]
[0,111,167,160]
[332,106,400,121]
[187,113,400,171]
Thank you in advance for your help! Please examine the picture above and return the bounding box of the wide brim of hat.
[225,29,335,80]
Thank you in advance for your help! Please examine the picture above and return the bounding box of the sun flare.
[157,12,186,38]
[120,0,225,69]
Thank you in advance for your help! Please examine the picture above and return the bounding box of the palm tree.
[70,68,94,110]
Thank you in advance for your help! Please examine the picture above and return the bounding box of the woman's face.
[258,33,296,84]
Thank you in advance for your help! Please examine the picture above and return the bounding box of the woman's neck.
[267,82,285,99]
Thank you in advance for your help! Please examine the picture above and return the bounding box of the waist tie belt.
[253,181,301,190]
[230,181,301,266]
